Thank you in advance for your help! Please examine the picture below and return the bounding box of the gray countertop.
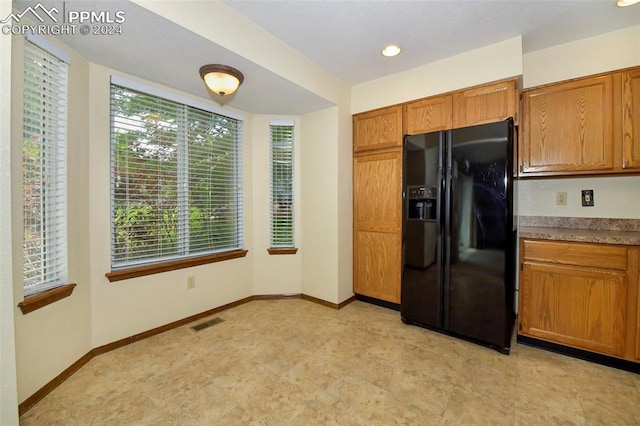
[519,216,640,246]
[519,226,640,246]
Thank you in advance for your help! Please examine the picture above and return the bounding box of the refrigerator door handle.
[443,130,453,330]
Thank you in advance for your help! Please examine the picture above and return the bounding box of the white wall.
[251,115,302,295]
[300,107,341,303]
[351,36,523,114]
[87,64,255,347]
[0,0,19,421]
[523,25,640,88]
[337,104,354,303]
[10,34,93,403]
[519,25,640,219]
[518,176,640,219]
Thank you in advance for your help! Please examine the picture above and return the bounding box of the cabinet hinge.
[519,165,524,173]
[518,323,522,331]
[520,263,524,271]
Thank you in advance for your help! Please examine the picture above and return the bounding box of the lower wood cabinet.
[353,230,401,303]
[520,261,626,356]
[519,239,640,362]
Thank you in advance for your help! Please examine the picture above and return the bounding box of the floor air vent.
[190,317,225,332]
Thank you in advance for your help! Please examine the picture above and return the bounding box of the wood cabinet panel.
[520,262,627,357]
[353,148,402,303]
[404,96,453,135]
[637,271,640,359]
[353,106,402,153]
[622,69,640,170]
[353,149,402,233]
[453,80,517,128]
[353,230,401,303]
[522,240,627,271]
[633,248,640,361]
[521,75,614,175]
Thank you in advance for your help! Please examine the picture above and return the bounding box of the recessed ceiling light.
[381,44,402,57]
[617,0,640,6]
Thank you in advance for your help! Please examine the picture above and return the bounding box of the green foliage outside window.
[110,85,242,267]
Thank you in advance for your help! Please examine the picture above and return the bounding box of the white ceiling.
[14,0,640,114]
[224,0,640,85]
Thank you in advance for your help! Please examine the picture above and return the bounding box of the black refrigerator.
[401,118,516,354]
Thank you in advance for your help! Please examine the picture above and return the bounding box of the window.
[110,83,243,270]
[22,40,68,296]
[269,121,295,249]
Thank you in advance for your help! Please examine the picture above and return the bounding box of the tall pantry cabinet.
[353,106,403,304]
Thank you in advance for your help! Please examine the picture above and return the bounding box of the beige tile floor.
[20,299,640,425]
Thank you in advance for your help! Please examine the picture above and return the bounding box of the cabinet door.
[353,105,402,153]
[353,150,402,232]
[404,96,453,135]
[622,69,640,170]
[452,80,517,128]
[354,231,401,303]
[521,75,614,175]
[353,149,402,303]
[519,262,627,357]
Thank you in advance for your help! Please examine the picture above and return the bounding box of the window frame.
[21,37,70,298]
[268,120,297,254]
[107,79,247,280]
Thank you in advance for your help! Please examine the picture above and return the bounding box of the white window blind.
[269,121,294,248]
[110,84,243,268]
[22,40,68,296]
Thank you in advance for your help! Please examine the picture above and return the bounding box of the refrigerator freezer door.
[401,132,444,328]
[445,120,513,350]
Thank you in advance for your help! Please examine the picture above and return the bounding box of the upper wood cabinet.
[353,105,402,153]
[404,95,453,135]
[622,69,640,170]
[452,80,517,129]
[405,79,519,135]
[521,75,614,176]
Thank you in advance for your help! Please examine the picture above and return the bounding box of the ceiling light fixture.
[381,44,402,57]
[616,0,640,6]
[199,64,244,96]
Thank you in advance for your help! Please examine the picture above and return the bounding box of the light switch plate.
[581,190,594,207]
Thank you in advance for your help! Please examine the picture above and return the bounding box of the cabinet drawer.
[522,240,627,270]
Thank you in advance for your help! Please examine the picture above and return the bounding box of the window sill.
[267,247,298,255]
[105,249,249,282]
[18,283,77,315]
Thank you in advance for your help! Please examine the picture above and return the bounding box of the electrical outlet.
[556,192,567,206]
[581,189,594,207]
[187,276,195,289]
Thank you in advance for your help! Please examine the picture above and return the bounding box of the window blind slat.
[269,124,294,248]
[22,41,68,296]
[110,84,243,268]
